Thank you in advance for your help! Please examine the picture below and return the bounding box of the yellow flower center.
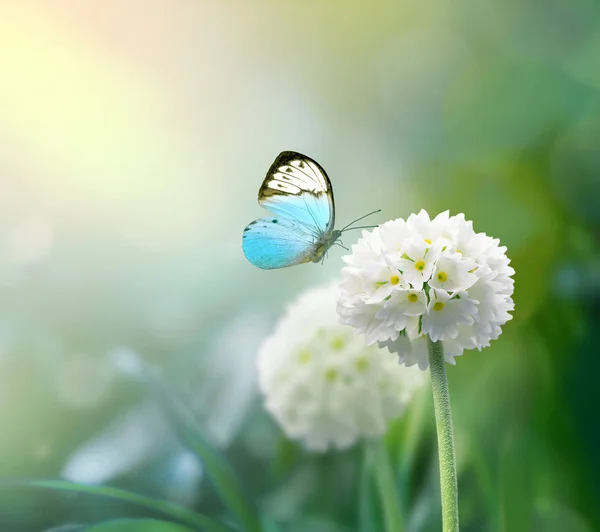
[390,275,400,285]
[415,260,425,271]
[436,271,448,283]
[433,301,445,311]
[407,293,419,303]
[424,239,432,245]
[355,357,368,371]
[298,350,312,364]
[331,337,345,351]
[325,368,338,381]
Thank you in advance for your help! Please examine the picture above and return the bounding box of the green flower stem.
[427,337,459,532]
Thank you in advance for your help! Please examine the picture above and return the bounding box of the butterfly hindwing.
[242,151,337,270]
[242,216,319,270]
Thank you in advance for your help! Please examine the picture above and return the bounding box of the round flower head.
[338,210,514,369]
[257,283,425,451]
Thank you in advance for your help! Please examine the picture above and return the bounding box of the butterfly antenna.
[340,209,382,232]
[341,225,379,231]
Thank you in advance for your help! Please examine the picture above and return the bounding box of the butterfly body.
[242,151,340,270]
[310,229,342,263]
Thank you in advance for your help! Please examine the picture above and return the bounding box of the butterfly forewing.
[258,151,335,236]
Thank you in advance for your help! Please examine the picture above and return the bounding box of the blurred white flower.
[54,353,117,409]
[338,210,514,369]
[62,402,173,484]
[64,316,266,487]
[257,283,425,451]
[161,449,203,506]
[187,311,265,447]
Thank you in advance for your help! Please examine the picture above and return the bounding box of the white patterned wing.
[258,151,335,236]
[261,153,328,195]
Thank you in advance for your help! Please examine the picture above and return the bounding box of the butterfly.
[242,151,379,269]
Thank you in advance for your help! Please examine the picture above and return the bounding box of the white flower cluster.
[338,210,514,369]
[257,284,425,451]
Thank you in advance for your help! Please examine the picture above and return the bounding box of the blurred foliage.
[0,1,599,531]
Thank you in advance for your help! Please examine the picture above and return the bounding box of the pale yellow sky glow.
[0,3,228,248]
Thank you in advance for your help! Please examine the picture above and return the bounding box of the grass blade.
[145,375,262,532]
[359,444,379,532]
[85,518,196,531]
[374,441,405,532]
[4,480,235,532]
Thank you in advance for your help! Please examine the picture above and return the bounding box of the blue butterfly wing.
[242,151,336,270]
[242,216,320,269]
[260,193,332,236]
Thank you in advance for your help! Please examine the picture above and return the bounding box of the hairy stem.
[427,337,459,532]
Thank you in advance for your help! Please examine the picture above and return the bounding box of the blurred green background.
[0,1,599,531]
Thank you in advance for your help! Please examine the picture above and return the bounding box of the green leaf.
[533,499,594,532]
[373,441,405,532]
[272,436,300,478]
[470,446,500,530]
[85,518,196,531]
[5,480,235,532]
[358,444,380,532]
[143,373,262,532]
[260,517,283,532]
